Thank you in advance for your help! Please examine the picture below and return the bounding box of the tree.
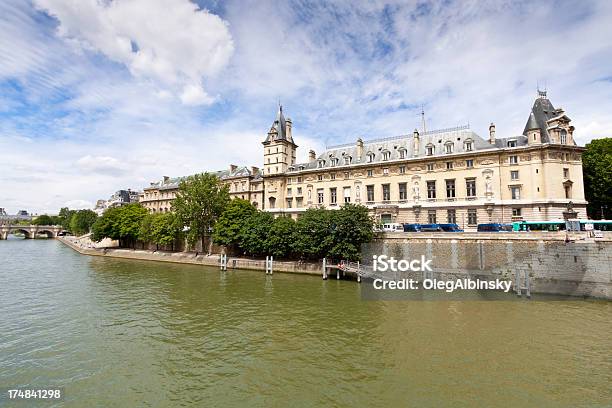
[212,199,257,251]
[583,138,612,219]
[91,204,147,247]
[239,211,274,257]
[172,173,230,251]
[293,207,336,260]
[91,207,121,242]
[142,212,182,250]
[265,215,296,259]
[328,204,374,261]
[69,209,98,236]
[33,214,58,225]
[58,207,75,230]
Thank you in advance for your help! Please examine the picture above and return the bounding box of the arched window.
[344,156,352,165]
[445,142,454,154]
[426,144,435,156]
[398,148,407,159]
[330,157,339,167]
[366,152,375,163]
[464,139,473,152]
[560,129,567,144]
[268,197,276,209]
[318,160,325,168]
[382,150,391,161]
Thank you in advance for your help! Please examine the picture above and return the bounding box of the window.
[399,149,406,159]
[297,187,302,195]
[447,209,456,224]
[383,168,389,175]
[468,209,477,225]
[428,210,436,224]
[287,188,292,196]
[382,151,391,161]
[560,129,567,144]
[466,159,474,168]
[382,184,390,201]
[510,186,521,200]
[511,170,519,180]
[331,157,339,167]
[366,185,374,202]
[466,178,476,197]
[297,177,302,183]
[367,152,375,163]
[512,208,522,217]
[317,189,324,204]
[330,188,337,205]
[445,143,454,154]
[427,181,436,199]
[426,144,435,156]
[507,140,517,148]
[344,156,351,165]
[318,160,325,168]
[286,198,293,208]
[367,169,373,177]
[330,174,336,180]
[296,197,303,207]
[446,179,456,198]
[465,141,473,151]
[317,175,323,181]
[343,187,351,203]
[344,172,350,179]
[509,155,518,164]
[564,184,571,199]
[563,168,569,178]
[427,163,434,171]
[399,183,407,200]
[399,166,406,174]
[446,161,453,170]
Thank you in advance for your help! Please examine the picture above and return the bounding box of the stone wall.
[368,233,612,299]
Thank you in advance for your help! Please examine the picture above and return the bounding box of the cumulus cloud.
[76,155,128,176]
[33,0,234,105]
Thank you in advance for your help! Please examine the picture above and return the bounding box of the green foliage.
[58,207,75,230]
[265,216,296,258]
[327,204,374,260]
[33,214,60,226]
[91,204,147,246]
[212,199,257,248]
[69,209,98,236]
[140,213,182,248]
[293,207,336,260]
[239,211,274,257]
[583,138,612,219]
[172,173,230,248]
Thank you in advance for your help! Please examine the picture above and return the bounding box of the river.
[0,238,610,407]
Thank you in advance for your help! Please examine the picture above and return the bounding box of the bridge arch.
[35,229,55,238]
[8,228,33,239]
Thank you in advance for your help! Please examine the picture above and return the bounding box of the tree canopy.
[583,138,612,219]
[91,204,148,247]
[69,209,98,236]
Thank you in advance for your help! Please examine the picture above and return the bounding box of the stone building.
[140,165,264,213]
[94,189,141,215]
[262,91,587,229]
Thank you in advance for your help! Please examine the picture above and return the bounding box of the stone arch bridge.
[0,225,64,240]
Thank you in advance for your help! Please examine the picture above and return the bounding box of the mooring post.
[322,258,327,280]
[525,272,531,298]
[270,256,273,275]
[265,256,269,274]
[515,270,521,296]
[357,261,361,283]
[337,261,340,280]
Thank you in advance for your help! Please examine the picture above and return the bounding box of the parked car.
[477,223,513,232]
[382,223,404,232]
[438,223,464,232]
[419,224,443,232]
[403,223,422,232]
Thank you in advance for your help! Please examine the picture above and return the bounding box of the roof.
[287,125,495,172]
[522,92,572,143]
[144,166,262,191]
[262,105,295,145]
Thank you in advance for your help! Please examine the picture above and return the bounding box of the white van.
[382,223,403,232]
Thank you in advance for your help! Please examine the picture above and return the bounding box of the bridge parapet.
[0,225,64,240]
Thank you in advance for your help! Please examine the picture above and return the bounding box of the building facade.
[262,92,587,229]
[94,189,141,215]
[140,165,264,213]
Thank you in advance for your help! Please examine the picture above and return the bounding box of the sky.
[1,0,611,214]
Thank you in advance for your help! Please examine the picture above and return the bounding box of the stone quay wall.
[369,232,612,299]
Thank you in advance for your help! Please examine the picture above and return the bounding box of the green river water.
[0,238,610,407]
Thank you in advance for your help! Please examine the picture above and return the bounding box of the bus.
[438,223,464,232]
[477,223,513,232]
[512,220,566,232]
[565,219,612,232]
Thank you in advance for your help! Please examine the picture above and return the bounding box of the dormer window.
[318,160,325,168]
[507,140,517,148]
[426,144,435,156]
[398,148,407,159]
[330,157,339,167]
[344,156,352,165]
[445,142,454,154]
[560,129,567,144]
[366,152,375,163]
[464,140,473,151]
[382,151,391,161]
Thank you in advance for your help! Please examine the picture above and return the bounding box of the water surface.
[0,238,610,407]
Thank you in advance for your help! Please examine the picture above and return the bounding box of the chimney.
[286,118,292,141]
[229,164,238,173]
[489,123,496,144]
[356,138,364,158]
[308,150,316,162]
[413,129,420,157]
[163,176,170,183]
[250,166,259,175]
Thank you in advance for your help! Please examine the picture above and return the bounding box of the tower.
[262,105,298,175]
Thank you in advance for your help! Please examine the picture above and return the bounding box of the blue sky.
[1,0,611,214]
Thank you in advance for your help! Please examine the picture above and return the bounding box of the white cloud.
[33,0,234,104]
[76,155,128,176]
[63,199,94,210]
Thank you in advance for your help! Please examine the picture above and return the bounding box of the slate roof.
[522,93,570,143]
[144,166,262,191]
[262,105,295,145]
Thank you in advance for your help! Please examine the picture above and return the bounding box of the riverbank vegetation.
[32,208,98,235]
[91,173,374,261]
